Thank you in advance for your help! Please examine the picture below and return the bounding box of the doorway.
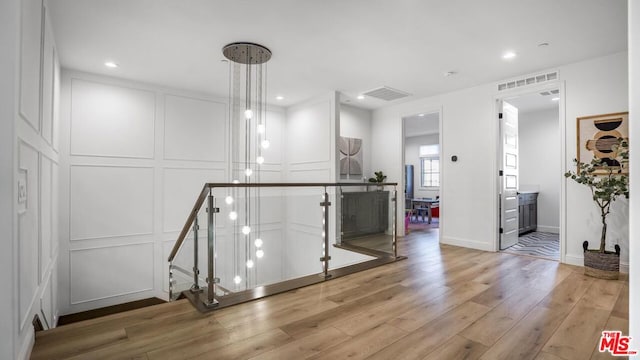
[498,90,561,261]
[403,112,441,235]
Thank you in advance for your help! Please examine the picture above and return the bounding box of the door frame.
[400,107,443,239]
[493,81,566,263]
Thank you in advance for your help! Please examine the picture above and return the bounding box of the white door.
[500,101,519,249]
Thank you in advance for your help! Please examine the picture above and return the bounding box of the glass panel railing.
[168,182,398,311]
[337,184,397,258]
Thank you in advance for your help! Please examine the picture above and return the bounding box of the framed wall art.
[576,112,628,174]
[339,136,363,178]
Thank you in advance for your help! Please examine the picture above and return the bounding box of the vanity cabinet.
[518,192,538,235]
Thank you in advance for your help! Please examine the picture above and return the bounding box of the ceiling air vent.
[363,86,411,101]
[497,71,559,92]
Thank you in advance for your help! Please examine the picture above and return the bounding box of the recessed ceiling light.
[104,61,119,68]
[276,95,284,100]
[551,97,560,101]
[502,51,517,60]
[357,95,365,100]
[418,113,425,117]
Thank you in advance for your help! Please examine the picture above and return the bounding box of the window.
[420,144,439,187]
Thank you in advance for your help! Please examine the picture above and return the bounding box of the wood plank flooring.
[31,229,629,360]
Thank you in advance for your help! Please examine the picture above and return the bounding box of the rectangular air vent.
[363,86,411,101]
[497,71,559,92]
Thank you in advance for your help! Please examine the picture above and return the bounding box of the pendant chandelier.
[223,42,272,288]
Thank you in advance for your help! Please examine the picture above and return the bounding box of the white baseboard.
[563,254,629,274]
[537,225,559,234]
[441,236,494,252]
[564,254,583,267]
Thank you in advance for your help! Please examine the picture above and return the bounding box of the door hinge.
[498,112,503,119]
[499,227,504,234]
[499,170,504,176]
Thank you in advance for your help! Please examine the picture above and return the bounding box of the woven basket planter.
[584,250,620,280]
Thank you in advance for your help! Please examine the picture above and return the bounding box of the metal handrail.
[167,182,397,262]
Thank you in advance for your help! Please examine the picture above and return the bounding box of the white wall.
[405,134,440,199]
[58,70,287,312]
[562,53,629,269]
[0,0,19,358]
[340,103,372,181]
[628,0,638,351]
[1,0,62,359]
[372,52,629,267]
[283,94,371,277]
[519,108,560,233]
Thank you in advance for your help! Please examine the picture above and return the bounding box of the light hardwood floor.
[32,229,628,360]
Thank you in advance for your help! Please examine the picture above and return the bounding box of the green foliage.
[368,171,387,183]
[564,138,629,252]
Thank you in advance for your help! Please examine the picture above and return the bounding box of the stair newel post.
[206,189,219,307]
[190,217,200,292]
[392,187,398,259]
[320,187,332,279]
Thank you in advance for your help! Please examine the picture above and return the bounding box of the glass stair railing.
[168,182,400,312]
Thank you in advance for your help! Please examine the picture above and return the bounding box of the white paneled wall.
[70,243,154,304]
[70,166,155,240]
[70,80,156,158]
[164,95,227,162]
[12,0,61,358]
[59,70,287,314]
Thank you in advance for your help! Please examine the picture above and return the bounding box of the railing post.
[205,191,219,307]
[190,217,200,292]
[392,187,398,259]
[320,188,332,278]
[169,263,174,300]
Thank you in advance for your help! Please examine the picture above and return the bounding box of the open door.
[500,101,519,249]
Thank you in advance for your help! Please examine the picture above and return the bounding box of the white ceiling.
[404,113,439,138]
[49,0,627,109]
[506,91,560,113]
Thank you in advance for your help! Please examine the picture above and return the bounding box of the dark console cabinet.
[342,191,389,239]
[518,192,538,235]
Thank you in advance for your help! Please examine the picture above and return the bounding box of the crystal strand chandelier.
[223,42,271,288]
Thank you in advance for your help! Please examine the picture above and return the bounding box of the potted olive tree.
[564,138,629,279]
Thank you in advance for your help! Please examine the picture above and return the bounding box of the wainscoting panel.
[41,9,56,146]
[51,162,59,256]
[19,0,43,131]
[18,142,40,330]
[285,228,322,279]
[70,79,155,158]
[70,165,154,241]
[40,156,52,282]
[70,242,154,304]
[286,99,331,165]
[162,167,226,233]
[261,110,285,166]
[164,95,227,162]
[40,273,53,329]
